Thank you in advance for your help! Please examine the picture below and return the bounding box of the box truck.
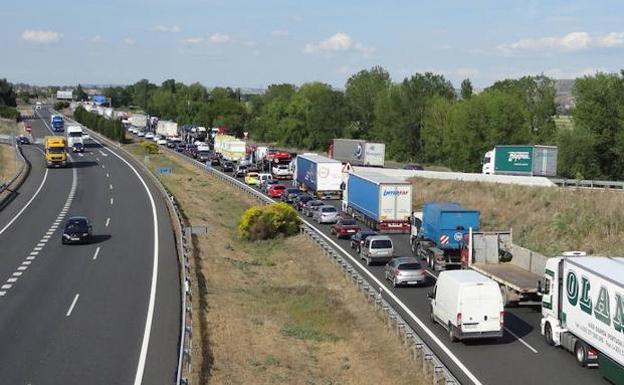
[295,154,342,199]
[482,145,558,176]
[541,256,624,383]
[128,114,147,129]
[344,172,412,232]
[66,126,84,152]
[329,139,385,167]
[44,136,67,167]
[156,120,178,138]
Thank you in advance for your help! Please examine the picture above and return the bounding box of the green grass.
[554,115,574,131]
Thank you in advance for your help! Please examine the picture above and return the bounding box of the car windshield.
[48,147,65,154]
[322,207,336,212]
[274,186,285,190]
[371,239,392,249]
[340,219,357,226]
[399,262,422,270]
[66,220,87,232]
[286,188,299,193]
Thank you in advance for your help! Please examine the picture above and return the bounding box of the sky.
[1,0,624,89]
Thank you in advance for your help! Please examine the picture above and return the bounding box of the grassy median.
[411,178,624,257]
[0,119,19,183]
[125,143,426,385]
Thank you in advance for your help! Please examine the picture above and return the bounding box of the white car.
[145,132,155,140]
[137,131,145,137]
[157,138,167,145]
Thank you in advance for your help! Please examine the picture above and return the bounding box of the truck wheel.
[448,323,457,342]
[575,342,588,367]
[544,323,554,346]
[429,307,436,324]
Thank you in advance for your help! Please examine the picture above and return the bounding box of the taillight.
[500,311,505,328]
[457,313,462,330]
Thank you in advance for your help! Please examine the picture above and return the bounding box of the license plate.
[407,281,419,285]
[347,229,355,233]
[463,324,477,329]
[71,237,80,241]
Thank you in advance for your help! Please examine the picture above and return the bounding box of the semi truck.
[128,114,147,129]
[156,120,179,138]
[482,145,558,176]
[295,154,342,199]
[66,126,84,152]
[44,136,68,167]
[410,202,480,271]
[541,256,624,384]
[50,114,64,132]
[343,172,412,233]
[214,134,246,162]
[329,139,385,167]
[462,229,542,306]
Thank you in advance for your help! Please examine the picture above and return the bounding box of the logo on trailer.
[453,232,463,242]
[440,235,449,245]
[354,143,363,159]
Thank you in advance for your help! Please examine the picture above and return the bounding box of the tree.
[132,79,156,110]
[75,84,87,101]
[0,79,17,107]
[344,66,391,139]
[460,78,473,100]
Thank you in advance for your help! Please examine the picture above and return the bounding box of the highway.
[0,109,180,385]
[164,144,608,385]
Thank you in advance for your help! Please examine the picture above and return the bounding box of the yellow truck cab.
[45,136,68,167]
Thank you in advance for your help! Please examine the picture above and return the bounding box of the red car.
[267,184,286,198]
[330,218,361,239]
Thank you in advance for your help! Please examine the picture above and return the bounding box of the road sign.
[155,167,172,174]
[187,226,208,234]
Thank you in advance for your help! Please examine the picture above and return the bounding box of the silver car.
[303,199,324,217]
[385,256,426,287]
[313,205,339,224]
[360,235,394,266]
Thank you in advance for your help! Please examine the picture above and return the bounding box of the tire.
[366,257,371,266]
[575,342,588,367]
[448,324,457,343]
[61,238,66,245]
[430,306,436,324]
[544,323,554,346]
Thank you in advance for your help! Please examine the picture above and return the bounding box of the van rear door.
[460,283,503,333]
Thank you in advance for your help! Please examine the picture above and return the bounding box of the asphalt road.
[162,141,608,385]
[0,109,180,385]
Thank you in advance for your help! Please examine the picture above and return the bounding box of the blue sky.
[2,0,624,88]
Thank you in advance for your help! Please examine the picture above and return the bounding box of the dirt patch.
[125,144,427,385]
[410,177,624,256]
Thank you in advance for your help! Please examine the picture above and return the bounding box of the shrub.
[140,141,159,154]
[53,101,70,110]
[239,202,301,241]
[0,105,19,120]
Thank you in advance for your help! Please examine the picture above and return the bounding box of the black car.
[350,229,378,253]
[281,188,301,203]
[62,216,93,245]
[176,143,186,152]
[210,155,221,166]
[197,151,210,162]
[294,195,314,211]
[222,161,234,172]
[17,135,30,145]
[72,142,85,153]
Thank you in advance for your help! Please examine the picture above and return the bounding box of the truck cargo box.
[331,139,385,167]
[295,154,342,199]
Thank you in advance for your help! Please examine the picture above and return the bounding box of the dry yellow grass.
[410,178,624,256]
[125,144,427,385]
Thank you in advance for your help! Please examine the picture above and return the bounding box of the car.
[385,256,426,287]
[210,155,221,166]
[166,140,178,148]
[350,229,378,253]
[294,194,314,211]
[197,151,211,162]
[222,161,234,172]
[256,173,272,187]
[280,188,301,203]
[157,138,167,145]
[144,132,155,140]
[137,131,145,137]
[302,199,324,217]
[313,205,339,224]
[403,163,424,171]
[330,218,361,239]
[360,235,394,266]
[234,165,248,177]
[17,135,30,145]
[262,179,279,192]
[244,172,259,185]
[176,143,186,152]
[267,184,286,198]
[72,142,85,153]
[61,216,93,245]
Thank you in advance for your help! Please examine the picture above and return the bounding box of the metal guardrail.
[165,151,460,385]
[550,178,624,190]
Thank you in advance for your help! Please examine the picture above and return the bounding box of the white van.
[429,270,504,342]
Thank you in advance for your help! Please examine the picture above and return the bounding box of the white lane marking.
[17,266,27,271]
[33,247,42,251]
[26,256,35,260]
[66,294,79,317]
[99,150,108,157]
[12,272,22,277]
[504,327,539,353]
[1,284,12,290]
[106,173,109,178]
[37,243,45,247]
[102,165,105,169]
[92,247,101,260]
[43,235,51,239]
[90,135,160,385]
[0,291,5,296]
[96,157,100,161]
[7,278,17,283]
[109,184,113,190]
[30,251,38,255]
[105,218,110,227]
[22,261,31,265]
[0,168,49,235]
[110,198,114,205]
[78,153,84,157]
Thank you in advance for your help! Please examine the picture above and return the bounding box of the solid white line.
[66,294,79,317]
[92,136,160,385]
[505,327,539,353]
[0,168,49,235]
[1,284,11,290]
[110,198,114,205]
[92,246,101,260]
[105,218,110,227]
[7,278,17,283]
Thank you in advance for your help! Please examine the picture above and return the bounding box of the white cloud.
[21,30,62,44]
[182,36,205,45]
[151,25,180,33]
[454,67,480,78]
[271,30,289,37]
[303,32,374,55]
[123,37,136,45]
[497,31,624,54]
[91,35,103,43]
[209,33,230,44]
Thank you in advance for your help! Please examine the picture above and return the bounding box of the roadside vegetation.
[0,118,19,183]
[411,177,624,257]
[125,143,427,385]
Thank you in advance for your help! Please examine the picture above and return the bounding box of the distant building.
[56,90,74,100]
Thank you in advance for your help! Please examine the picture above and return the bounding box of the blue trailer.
[50,114,64,132]
[344,172,412,233]
[295,154,342,199]
[410,202,480,271]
